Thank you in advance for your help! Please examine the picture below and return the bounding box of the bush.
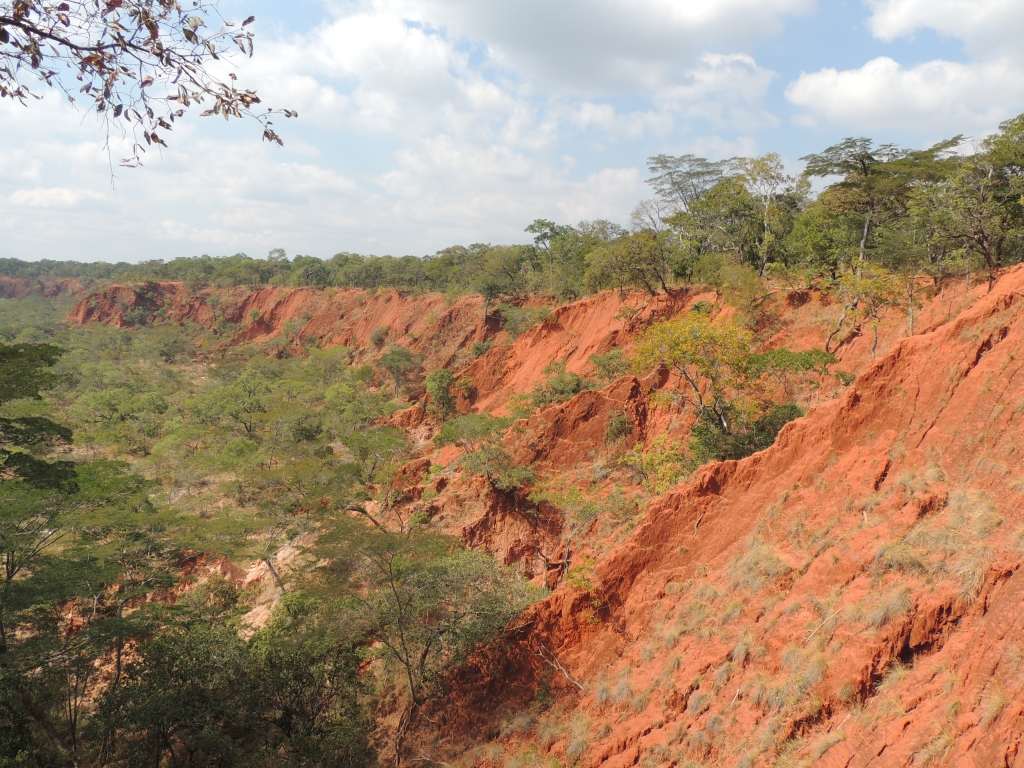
[370,325,389,348]
[690,402,803,464]
[509,360,594,418]
[497,303,549,339]
[604,411,633,443]
[621,434,687,493]
[589,348,630,383]
[470,340,493,357]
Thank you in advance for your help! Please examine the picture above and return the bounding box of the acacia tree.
[0,0,294,165]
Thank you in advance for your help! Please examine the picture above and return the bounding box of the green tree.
[435,414,533,490]
[0,343,76,490]
[424,369,457,422]
[349,533,537,705]
[376,347,423,398]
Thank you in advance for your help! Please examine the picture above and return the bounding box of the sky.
[3,0,1024,264]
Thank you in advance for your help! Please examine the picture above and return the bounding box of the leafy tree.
[785,197,861,278]
[0,0,294,165]
[632,311,753,435]
[348,532,537,705]
[376,346,423,398]
[99,626,373,768]
[424,369,457,422]
[646,154,727,213]
[585,230,675,295]
[0,342,75,490]
[824,265,902,356]
[909,123,1024,289]
[435,414,533,490]
[734,154,804,275]
[632,310,824,466]
[221,369,270,438]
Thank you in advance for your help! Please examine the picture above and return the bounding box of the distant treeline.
[5,112,1024,301]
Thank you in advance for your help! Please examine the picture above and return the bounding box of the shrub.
[470,340,493,357]
[604,411,633,443]
[690,402,803,465]
[589,348,630,383]
[370,325,389,348]
[509,360,594,417]
[497,303,549,339]
[621,434,687,493]
[424,369,457,421]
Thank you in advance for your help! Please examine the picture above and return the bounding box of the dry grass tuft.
[687,691,712,717]
[879,484,1001,603]
[980,685,1009,725]
[914,732,953,765]
[867,587,914,628]
[877,659,910,692]
[810,731,846,760]
[728,539,791,593]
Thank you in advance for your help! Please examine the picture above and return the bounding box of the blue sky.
[3,0,1023,263]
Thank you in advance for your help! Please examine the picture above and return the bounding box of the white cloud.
[382,0,811,92]
[866,0,1024,57]
[786,56,1024,134]
[786,0,1024,135]
[9,188,105,208]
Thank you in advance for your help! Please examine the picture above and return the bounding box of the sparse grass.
[949,546,993,603]
[593,679,612,707]
[810,731,846,760]
[692,582,720,602]
[867,587,914,628]
[663,624,684,649]
[632,691,650,712]
[499,711,537,738]
[565,714,591,759]
[728,539,790,593]
[875,542,929,574]
[797,654,828,693]
[720,599,744,624]
[613,679,633,705]
[877,659,910,692]
[878,484,1001,603]
[732,633,752,664]
[924,462,946,483]
[688,691,712,717]
[980,685,1009,724]
[914,732,953,765]
[535,710,566,749]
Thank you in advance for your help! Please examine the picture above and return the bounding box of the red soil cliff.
[67,271,1024,767]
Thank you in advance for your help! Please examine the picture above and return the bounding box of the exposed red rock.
[65,269,1024,767]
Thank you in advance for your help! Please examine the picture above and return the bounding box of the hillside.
[53,266,1024,767]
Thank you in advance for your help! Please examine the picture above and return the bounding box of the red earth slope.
[420,267,1024,768]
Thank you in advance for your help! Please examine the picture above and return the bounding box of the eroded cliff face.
[413,271,1024,768]
[67,270,1024,767]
